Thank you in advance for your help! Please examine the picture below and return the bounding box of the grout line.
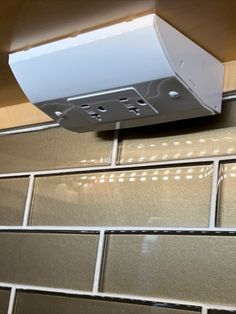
[113,154,236,167]
[97,292,236,311]
[209,160,219,228]
[0,226,235,233]
[0,283,235,311]
[110,123,120,167]
[201,307,208,314]
[22,175,35,227]
[7,287,16,314]
[0,166,111,178]
[0,155,236,178]
[92,230,105,293]
[222,94,236,101]
[0,123,58,137]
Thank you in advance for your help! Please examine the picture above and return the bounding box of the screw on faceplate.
[55,111,63,117]
[168,91,180,98]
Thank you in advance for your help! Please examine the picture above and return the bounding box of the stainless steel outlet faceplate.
[67,88,158,124]
[35,77,216,133]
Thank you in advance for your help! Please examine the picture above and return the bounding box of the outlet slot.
[90,113,102,121]
[119,97,128,102]
[128,107,140,115]
[81,104,90,109]
[97,106,107,112]
[69,87,157,124]
[137,99,146,105]
[123,103,134,109]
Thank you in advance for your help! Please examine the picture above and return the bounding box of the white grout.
[0,165,111,178]
[222,94,236,101]
[110,124,120,167]
[0,123,58,137]
[7,287,16,314]
[1,282,235,311]
[115,154,236,168]
[201,307,208,314]
[1,282,94,296]
[0,154,236,179]
[209,160,219,228]
[0,226,235,232]
[92,230,106,293]
[97,292,236,311]
[22,175,35,226]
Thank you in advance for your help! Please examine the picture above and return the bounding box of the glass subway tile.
[217,163,236,227]
[0,177,29,225]
[101,234,236,306]
[30,165,212,227]
[118,101,236,164]
[0,127,113,173]
[14,291,201,314]
[0,288,10,314]
[0,232,98,290]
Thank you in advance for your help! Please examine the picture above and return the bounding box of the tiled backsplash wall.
[0,100,235,314]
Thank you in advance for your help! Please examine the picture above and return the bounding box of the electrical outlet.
[67,87,158,124]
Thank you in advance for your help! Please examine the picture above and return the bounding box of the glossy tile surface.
[14,291,200,314]
[0,288,10,314]
[30,165,212,227]
[0,127,113,173]
[102,234,236,306]
[118,101,236,164]
[0,232,98,290]
[0,177,28,225]
[217,163,236,227]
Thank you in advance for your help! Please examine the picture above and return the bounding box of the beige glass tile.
[30,165,212,227]
[0,127,113,173]
[0,232,98,290]
[14,291,200,314]
[102,234,236,306]
[0,288,10,314]
[217,163,236,227]
[118,101,236,164]
[0,177,29,225]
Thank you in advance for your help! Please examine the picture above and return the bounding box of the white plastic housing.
[9,14,224,132]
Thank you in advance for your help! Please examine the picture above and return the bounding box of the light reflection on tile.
[217,163,236,227]
[118,101,236,164]
[118,128,236,164]
[30,165,212,227]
